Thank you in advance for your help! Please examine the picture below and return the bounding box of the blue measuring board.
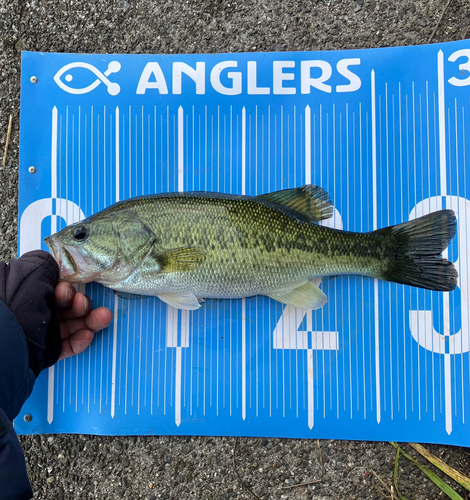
[16,41,470,445]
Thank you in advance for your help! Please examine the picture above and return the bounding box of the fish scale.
[44,185,458,311]
[131,196,348,295]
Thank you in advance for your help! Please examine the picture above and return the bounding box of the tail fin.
[377,209,458,292]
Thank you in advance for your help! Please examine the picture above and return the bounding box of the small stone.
[46,477,55,484]
[182,445,192,455]
[15,38,26,53]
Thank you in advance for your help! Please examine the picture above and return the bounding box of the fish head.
[44,218,120,283]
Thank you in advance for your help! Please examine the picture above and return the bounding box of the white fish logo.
[54,61,121,95]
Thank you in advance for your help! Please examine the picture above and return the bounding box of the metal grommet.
[23,414,32,422]
[30,76,38,84]
[28,166,36,174]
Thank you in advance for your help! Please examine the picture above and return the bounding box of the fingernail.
[65,286,73,302]
[83,296,89,312]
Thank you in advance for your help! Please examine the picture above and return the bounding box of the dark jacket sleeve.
[0,299,34,500]
[0,250,61,500]
[0,409,33,500]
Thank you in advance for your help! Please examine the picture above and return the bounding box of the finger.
[60,307,113,340]
[59,329,95,360]
[56,292,92,321]
[54,282,76,308]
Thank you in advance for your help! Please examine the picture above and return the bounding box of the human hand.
[0,250,111,376]
[53,282,112,360]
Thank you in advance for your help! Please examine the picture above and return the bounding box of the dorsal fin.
[256,185,333,223]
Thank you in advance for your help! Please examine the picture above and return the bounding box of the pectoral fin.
[157,292,201,310]
[267,281,327,310]
[151,246,206,274]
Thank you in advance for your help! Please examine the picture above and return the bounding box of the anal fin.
[267,281,327,310]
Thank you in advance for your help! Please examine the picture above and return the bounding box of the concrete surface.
[1,0,470,498]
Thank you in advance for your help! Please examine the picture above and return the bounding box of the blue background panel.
[16,41,470,445]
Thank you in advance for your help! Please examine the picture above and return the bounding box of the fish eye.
[72,226,88,242]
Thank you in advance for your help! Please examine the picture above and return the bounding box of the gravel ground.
[1,1,470,499]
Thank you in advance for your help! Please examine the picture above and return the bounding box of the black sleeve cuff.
[4,251,61,377]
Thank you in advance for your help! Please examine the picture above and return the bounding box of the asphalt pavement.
[1,1,470,498]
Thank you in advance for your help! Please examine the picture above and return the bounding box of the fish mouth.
[44,236,97,283]
[44,236,77,280]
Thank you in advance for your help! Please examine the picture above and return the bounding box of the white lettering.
[134,59,364,96]
[172,62,205,95]
[210,61,242,96]
[448,49,470,87]
[273,61,296,95]
[409,196,470,353]
[336,58,361,93]
[19,199,85,256]
[247,61,270,95]
[136,63,169,94]
[301,60,332,94]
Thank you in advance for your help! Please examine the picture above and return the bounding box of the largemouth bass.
[44,185,458,310]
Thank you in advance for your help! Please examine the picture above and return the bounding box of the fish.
[44,185,458,311]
